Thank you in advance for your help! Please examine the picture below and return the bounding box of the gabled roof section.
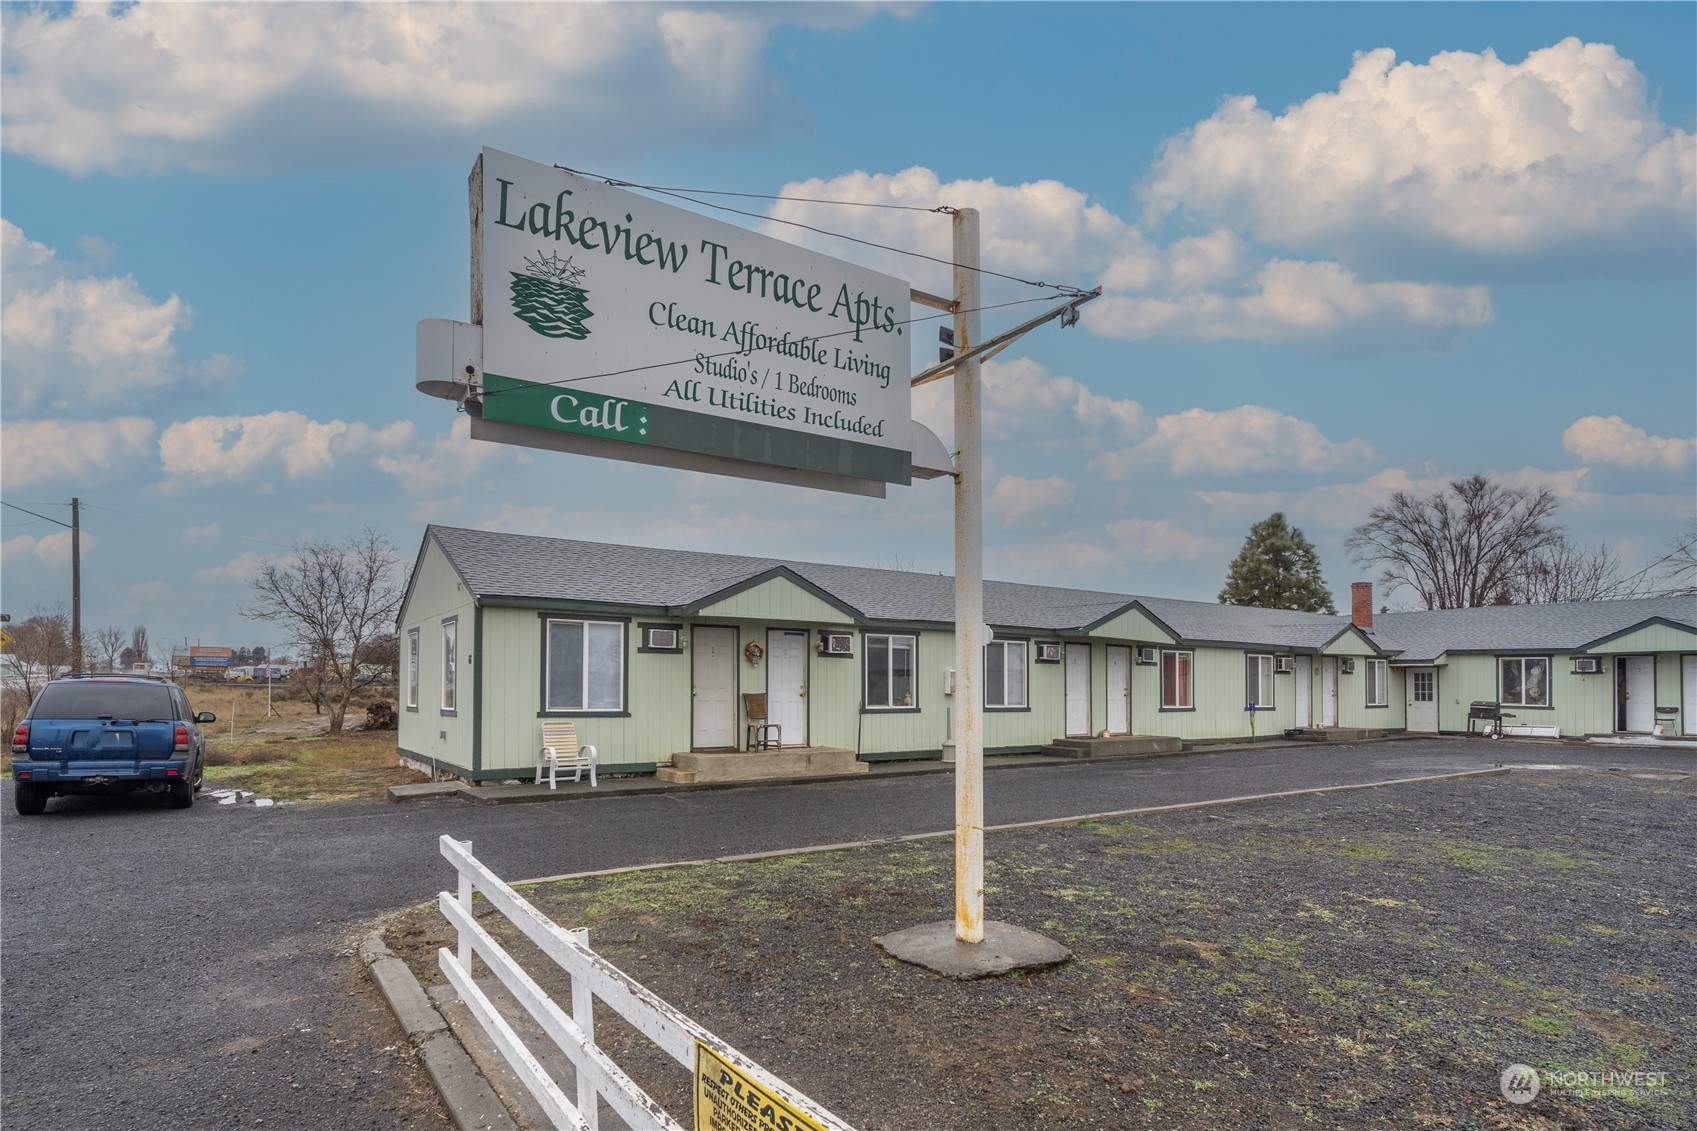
[1373,596,1697,662]
[427,526,775,611]
[1580,615,1697,653]
[685,566,862,622]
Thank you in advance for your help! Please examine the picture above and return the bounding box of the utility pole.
[71,497,82,674]
[952,209,986,945]
[877,217,1097,976]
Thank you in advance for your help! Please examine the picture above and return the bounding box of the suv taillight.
[173,724,190,753]
[11,722,28,754]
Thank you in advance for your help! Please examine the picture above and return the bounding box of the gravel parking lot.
[390,766,1695,1130]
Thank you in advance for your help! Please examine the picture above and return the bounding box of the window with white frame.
[1499,656,1550,708]
[865,633,916,709]
[985,640,1028,708]
[1161,649,1193,709]
[545,619,626,712]
[1246,654,1275,710]
[406,628,419,710]
[1412,669,1435,702]
[1365,658,1389,707]
[441,618,457,713]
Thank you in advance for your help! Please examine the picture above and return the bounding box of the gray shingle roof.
[422,526,1696,655]
[1372,596,1697,661]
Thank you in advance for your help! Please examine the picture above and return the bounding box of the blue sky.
[2,2,1693,653]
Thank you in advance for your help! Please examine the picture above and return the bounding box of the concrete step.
[657,746,868,785]
[1284,727,1385,743]
[1040,735,1183,759]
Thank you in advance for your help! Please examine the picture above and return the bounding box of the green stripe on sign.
[481,373,652,445]
[482,372,911,485]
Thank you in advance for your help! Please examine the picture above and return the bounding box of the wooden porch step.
[1040,735,1183,759]
[655,746,867,785]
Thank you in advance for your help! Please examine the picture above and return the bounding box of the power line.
[478,294,1059,399]
[553,164,1091,298]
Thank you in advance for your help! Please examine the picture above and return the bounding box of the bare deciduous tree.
[1346,475,1562,609]
[242,528,403,734]
[1641,516,1697,597]
[1499,536,1648,605]
[2,606,74,708]
[94,625,127,673]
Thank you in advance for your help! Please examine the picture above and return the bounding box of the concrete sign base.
[874,920,1071,980]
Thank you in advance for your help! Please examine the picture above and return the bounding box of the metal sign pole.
[952,208,985,945]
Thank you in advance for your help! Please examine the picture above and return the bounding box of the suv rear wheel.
[15,782,50,815]
[167,778,194,809]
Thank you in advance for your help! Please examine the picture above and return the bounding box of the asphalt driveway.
[2,738,1689,1129]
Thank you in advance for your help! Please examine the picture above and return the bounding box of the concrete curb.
[358,928,519,1131]
[512,766,1514,885]
[388,731,1450,805]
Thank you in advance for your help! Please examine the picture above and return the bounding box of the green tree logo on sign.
[511,250,593,339]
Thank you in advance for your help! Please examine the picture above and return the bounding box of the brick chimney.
[1351,582,1373,629]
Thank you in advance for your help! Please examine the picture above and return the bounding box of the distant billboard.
[469,148,913,486]
[188,646,233,670]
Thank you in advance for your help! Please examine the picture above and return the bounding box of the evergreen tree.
[1219,513,1337,612]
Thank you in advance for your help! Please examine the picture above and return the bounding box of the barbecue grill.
[1467,700,1515,739]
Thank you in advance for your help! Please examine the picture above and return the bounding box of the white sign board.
[471,148,913,485]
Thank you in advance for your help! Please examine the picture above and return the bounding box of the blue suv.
[11,675,215,814]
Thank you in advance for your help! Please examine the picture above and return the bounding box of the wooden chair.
[536,720,598,789]
[743,693,782,751]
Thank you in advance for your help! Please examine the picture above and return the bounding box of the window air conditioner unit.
[644,627,679,651]
[822,633,854,656]
[1035,642,1062,663]
[1274,656,1295,674]
[1572,657,1601,674]
[1340,658,1357,675]
[1136,646,1159,665]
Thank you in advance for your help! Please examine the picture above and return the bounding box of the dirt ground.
[386,769,1694,1130]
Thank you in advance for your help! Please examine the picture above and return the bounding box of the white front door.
[1065,643,1091,737]
[1619,655,1655,733]
[1683,655,1697,736]
[766,629,808,747]
[692,626,737,749]
[1407,667,1439,732]
[1321,657,1339,726]
[1294,657,1313,727]
[1106,646,1131,735]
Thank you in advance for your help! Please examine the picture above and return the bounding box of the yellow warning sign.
[694,1043,832,1131]
[0,628,11,650]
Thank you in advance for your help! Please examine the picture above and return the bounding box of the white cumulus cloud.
[1105,517,1224,562]
[2,529,91,567]
[1562,415,1695,472]
[2,416,156,489]
[1,220,240,415]
[768,169,1496,353]
[159,412,413,483]
[0,3,882,174]
[989,475,1076,527]
[1086,259,1493,352]
[1144,38,1696,278]
[1094,405,1378,480]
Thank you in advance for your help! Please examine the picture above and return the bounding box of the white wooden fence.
[437,835,858,1131]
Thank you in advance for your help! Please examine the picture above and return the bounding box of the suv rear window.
[33,683,176,721]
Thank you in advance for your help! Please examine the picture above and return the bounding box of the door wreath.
[744,641,765,665]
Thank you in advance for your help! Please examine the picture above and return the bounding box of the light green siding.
[1432,654,1614,736]
[477,607,698,773]
[1088,608,1175,644]
[397,540,477,772]
[1322,630,1373,656]
[693,577,850,624]
[1589,623,1697,654]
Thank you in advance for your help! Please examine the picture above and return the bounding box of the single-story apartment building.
[396,525,1697,781]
